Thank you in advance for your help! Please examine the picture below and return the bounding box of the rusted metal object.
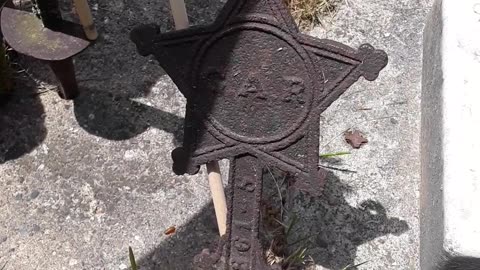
[131,0,387,269]
[0,0,90,99]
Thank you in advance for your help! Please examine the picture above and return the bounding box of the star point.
[132,1,388,268]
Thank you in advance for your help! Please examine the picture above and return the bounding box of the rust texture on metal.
[131,0,388,269]
[0,0,90,99]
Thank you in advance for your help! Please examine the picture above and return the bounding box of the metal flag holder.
[131,0,388,269]
[0,0,97,99]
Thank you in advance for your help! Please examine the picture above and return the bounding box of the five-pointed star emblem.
[131,0,387,195]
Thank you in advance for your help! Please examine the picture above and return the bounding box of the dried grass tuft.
[285,0,341,29]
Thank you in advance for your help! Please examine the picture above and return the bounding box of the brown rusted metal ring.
[191,20,321,145]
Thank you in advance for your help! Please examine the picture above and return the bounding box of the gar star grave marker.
[131,0,388,269]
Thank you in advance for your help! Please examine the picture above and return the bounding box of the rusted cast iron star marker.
[131,0,387,269]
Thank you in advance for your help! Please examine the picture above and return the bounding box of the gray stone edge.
[420,0,480,269]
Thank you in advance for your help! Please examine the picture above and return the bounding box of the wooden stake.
[168,0,189,30]
[170,0,227,236]
[206,161,228,236]
[73,0,98,40]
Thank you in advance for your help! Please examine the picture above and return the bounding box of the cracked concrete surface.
[0,0,432,269]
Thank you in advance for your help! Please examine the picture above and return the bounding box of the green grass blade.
[342,261,369,269]
[287,233,320,247]
[319,152,351,158]
[284,246,308,267]
[129,246,138,270]
[285,215,298,237]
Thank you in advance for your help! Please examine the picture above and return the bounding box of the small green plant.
[129,247,138,270]
[281,215,312,269]
[0,41,13,99]
[283,246,308,267]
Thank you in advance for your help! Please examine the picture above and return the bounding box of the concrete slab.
[298,0,432,268]
[0,0,431,269]
[421,0,480,269]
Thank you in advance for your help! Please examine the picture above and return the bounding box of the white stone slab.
[421,0,480,269]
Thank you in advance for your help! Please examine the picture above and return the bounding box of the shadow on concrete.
[442,257,480,270]
[289,172,410,269]
[73,86,184,145]
[135,201,219,270]
[0,71,47,164]
[133,171,409,270]
[68,0,225,146]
